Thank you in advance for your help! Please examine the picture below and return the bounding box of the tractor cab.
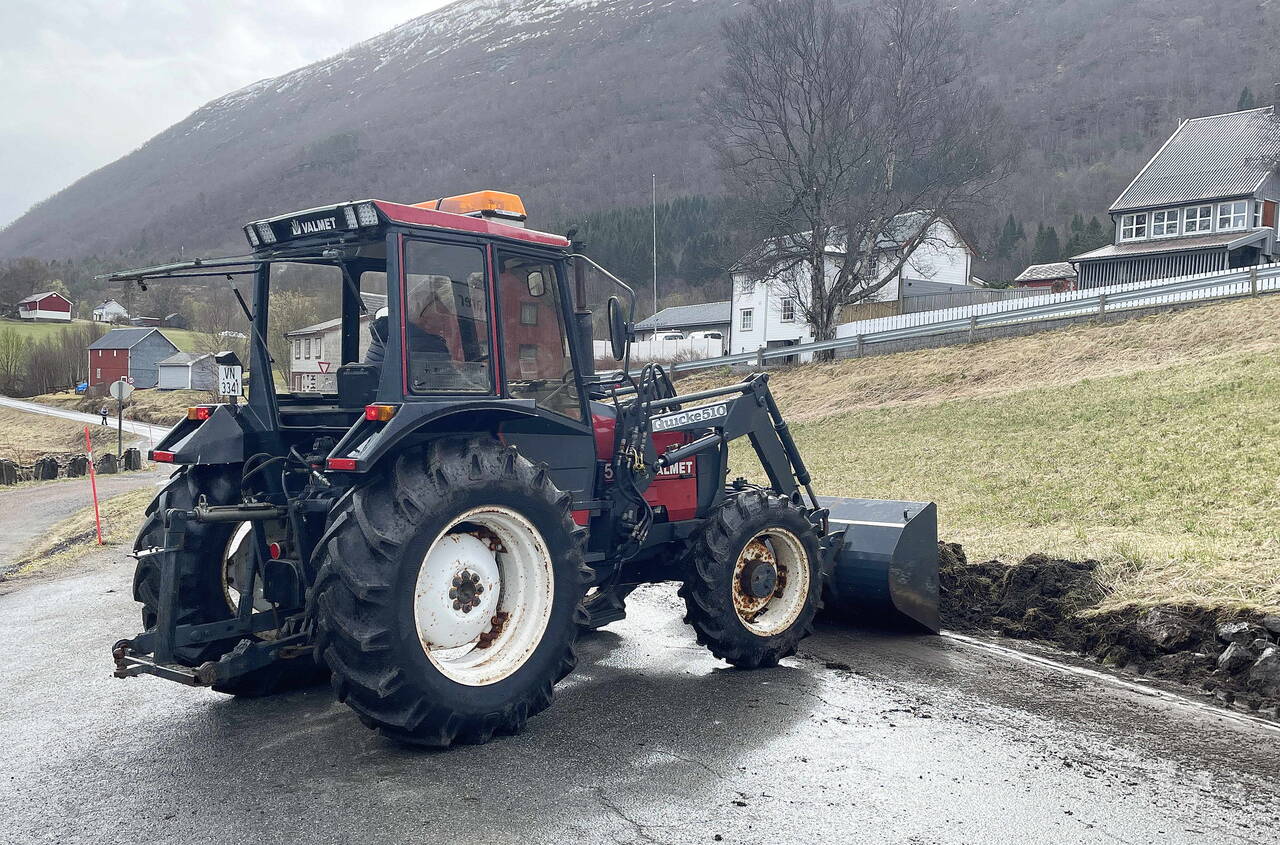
[128,190,611,482]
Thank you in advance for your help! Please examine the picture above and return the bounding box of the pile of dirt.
[939,542,1280,716]
[939,542,1104,650]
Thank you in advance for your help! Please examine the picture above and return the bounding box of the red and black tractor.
[107,190,937,746]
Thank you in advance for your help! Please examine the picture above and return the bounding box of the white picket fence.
[653,262,1280,374]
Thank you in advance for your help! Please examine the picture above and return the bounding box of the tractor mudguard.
[820,497,939,633]
[153,404,246,465]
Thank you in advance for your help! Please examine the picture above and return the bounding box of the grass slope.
[0,407,114,462]
[0,318,201,352]
[712,297,1280,613]
[0,317,98,341]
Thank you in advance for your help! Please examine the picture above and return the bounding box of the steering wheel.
[534,368,578,408]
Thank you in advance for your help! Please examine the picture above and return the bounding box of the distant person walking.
[99,406,109,426]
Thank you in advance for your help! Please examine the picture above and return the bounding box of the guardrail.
[636,263,1280,375]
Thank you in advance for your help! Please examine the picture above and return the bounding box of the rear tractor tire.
[312,438,591,747]
[132,467,327,697]
[679,490,825,668]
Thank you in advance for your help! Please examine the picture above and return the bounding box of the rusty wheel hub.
[449,569,484,613]
[733,538,781,620]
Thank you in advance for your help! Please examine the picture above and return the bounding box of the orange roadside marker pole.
[83,426,104,545]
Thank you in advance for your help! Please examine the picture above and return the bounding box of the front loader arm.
[644,373,820,512]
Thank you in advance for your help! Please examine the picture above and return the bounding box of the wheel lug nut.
[452,600,462,610]
[474,585,483,594]
[448,588,458,599]
[452,576,462,588]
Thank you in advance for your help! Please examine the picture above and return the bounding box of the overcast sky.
[0,0,455,229]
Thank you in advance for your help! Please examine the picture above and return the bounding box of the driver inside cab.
[364,277,452,366]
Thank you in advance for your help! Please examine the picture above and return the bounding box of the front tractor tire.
[680,490,825,668]
[312,438,590,747]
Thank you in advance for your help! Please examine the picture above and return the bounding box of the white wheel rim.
[413,506,555,686]
[222,522,274,617]
[731,528,810,637]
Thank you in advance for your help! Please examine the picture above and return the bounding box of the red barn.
[87,328,180,389]
[17,290,73,322]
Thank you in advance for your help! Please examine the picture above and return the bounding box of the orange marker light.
[364,404,397,422]
[414,190,527,219]
[187,406,214,421]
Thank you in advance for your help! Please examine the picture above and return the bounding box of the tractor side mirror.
[607,296,629,361]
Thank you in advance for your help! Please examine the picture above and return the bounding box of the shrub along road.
[1,543,1278,844]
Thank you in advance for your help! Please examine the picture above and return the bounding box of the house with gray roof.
[87,328,180,389]
[1071,106,1280,288]
[633,301,731,344]
[1014,262,1078,292]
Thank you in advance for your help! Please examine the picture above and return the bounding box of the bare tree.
[711,0,1018,349]
[0,329,26,394]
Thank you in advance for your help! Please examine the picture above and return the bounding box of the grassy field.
[0,407,115,462]
[37,388,206,425]
[0,317,99,341]
[0,318,203,351]
[702,296,1280,613]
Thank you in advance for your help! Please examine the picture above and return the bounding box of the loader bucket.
[819,497,939,633]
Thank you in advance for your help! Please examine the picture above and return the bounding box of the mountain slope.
[2,0,726,260]
[4,0,1279,265]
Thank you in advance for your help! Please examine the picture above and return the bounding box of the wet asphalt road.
[2,548,1279,845]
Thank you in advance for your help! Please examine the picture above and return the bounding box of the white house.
[284,293,384,392]
[92,299,130,323]
[729,213,976,357]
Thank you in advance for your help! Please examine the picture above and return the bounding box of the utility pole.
[652,173,658,317]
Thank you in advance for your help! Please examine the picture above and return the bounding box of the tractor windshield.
[268,261,387,395]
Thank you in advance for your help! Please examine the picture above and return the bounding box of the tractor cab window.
[498,253,581,421]
[402,240,492,394]
[268,262,344,395]
[268,252,386,397]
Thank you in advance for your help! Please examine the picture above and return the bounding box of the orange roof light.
[415,190,527,222]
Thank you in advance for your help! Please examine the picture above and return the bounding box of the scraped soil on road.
[940,542,1280,717]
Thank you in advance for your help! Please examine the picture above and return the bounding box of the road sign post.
[109,378,135,460]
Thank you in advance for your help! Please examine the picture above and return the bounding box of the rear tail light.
[151,450,174,463]
[187,405,214,421]
[256,223,277,244]
[356,202,379,227]
[343,206,359,228]
[267,541,284,560]
[364,404,397,422]
[326,458,358,471]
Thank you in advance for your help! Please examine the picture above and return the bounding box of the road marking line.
[941,630,1280,736]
